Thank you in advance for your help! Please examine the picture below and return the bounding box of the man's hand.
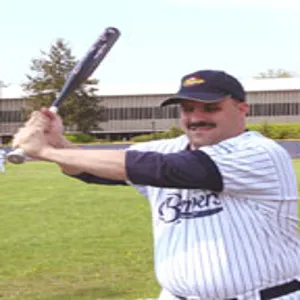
[24,108,65,147]
[12,112,51,159]
[13,108,79,173]
[40,108,64,147]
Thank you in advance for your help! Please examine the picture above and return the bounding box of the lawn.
[0,162,159,300]
[0,161,300,300]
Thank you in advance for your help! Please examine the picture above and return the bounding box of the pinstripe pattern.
[129,132,300,299]
[0,149,5,173]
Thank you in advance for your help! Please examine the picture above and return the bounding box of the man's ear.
[239,101,249,115]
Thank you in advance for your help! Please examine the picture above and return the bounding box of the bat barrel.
[52,27,120,108]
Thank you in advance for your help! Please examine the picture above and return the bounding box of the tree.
[23,39,104,133]
[254,68,294,79]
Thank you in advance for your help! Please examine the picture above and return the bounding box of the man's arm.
[40,147,222,191]
[14,109,127,185]
[50,134,83,175]
[12,120,223,191]
[29,109,125,184]
[40,147,127,181]
[36,109,84,176]
[35,147,223,191]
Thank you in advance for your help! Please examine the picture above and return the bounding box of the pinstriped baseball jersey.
[129,131,300,299]
[0,150,5,173]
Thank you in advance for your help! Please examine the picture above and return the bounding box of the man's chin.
[188,138,213,148]
[187,133,212,147]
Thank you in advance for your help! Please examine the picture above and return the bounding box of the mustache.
[187,121,216,129]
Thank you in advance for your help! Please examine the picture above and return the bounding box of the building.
[1,78,300,143]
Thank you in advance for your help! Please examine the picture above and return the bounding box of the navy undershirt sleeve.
[70,173,127,185]
[125,150,223,191]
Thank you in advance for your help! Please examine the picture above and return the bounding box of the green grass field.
[0,163,159,300]
[1,161,300,300]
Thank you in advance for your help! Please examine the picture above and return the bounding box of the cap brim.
[161,92,228,107]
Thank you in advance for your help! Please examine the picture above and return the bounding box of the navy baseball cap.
[161,70,246,106]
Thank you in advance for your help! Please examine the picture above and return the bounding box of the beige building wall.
[1,89,300,140]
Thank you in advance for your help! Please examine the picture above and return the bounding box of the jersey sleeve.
[126,142,151,199]
[125,149,223,191]
[68,172,127,185]
[200,139,298,201]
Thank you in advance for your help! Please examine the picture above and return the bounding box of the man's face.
[180,98,248,149]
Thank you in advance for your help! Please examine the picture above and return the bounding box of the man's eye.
[204,106,220,112]
[182,106,194,112]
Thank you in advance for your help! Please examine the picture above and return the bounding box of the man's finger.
[25,112,50,130]
[12,127,26,149]
[41,107,56,120]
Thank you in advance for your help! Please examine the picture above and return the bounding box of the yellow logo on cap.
[183,77,205,87]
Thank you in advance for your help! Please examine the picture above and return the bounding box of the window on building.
[0,111,23,122]
[247,103,300,117]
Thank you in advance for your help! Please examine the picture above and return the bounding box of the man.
[0,149,6,173]
[12,70,300,299]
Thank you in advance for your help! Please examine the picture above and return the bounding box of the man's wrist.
[55,136,76,149]
[39,146,56,161]
[42,144,82,175]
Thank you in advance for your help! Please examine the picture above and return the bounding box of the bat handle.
[49,106,58,114]
[6,148,26,164]
[6,106,59,164]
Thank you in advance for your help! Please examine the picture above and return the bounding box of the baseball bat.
[7,26,121,164]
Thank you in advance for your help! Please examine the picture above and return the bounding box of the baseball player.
[12,70,300,299]
[0,149,6,173]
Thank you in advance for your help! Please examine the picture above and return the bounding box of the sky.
[0,0,299,96]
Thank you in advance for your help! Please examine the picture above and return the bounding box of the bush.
[131,123,300,143]
[247,123,300,140]
[131,126,184,142]
[64,133,97,143]
[131,134,158,143]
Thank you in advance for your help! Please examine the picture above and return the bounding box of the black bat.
[51,26,120,110]
[7,26,121,164]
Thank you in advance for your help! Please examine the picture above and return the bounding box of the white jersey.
[0,149,6,173]
[128,131,300,300]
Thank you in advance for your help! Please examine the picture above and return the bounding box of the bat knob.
[6,148,26,164]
